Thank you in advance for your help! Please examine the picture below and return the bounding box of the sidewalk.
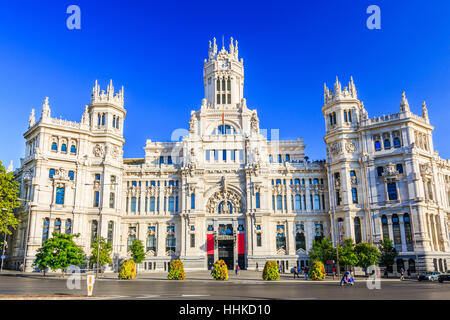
[0,269,414,283]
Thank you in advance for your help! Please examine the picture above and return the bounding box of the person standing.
[400,267,404,281]
[332,266,336,280]
[236,264,240,276]
[304,266,309,280]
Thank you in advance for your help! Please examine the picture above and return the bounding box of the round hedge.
[262,260,280,281]
[118,259,136,280]
[309,260,326,280]
[211,260,229,280]
[168,259,186,280]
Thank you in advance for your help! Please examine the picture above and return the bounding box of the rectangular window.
[168,196,175,212]
[94,191,99,207]
[190,234,195,248]
[191,193,195,210]
[239,150,243,162]
[206,150,210,161]
[56,187,65,205]
[131,197,137,212]
[227,94,231,104]
[109,192,115,208]
[167,156,173,164]
[231,150,236,161]
[214,150,218,161]
[352,188,358,204]
[314,195,321,210]
[396,164,404,174]
[256,193,260,209]
[160,156,164,164]
[276,195,282,211]
[223,149,227,161]
[387,183,398,200]
[150,197,155,211]
[295,195,301,210]
[257,233,262,247]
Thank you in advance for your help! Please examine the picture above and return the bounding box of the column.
[399,215,407,253]
[432,215,440,251]
[156,222,165,256]
[180,215,186,256]
[287,220,295,255]
[388,218,394,243]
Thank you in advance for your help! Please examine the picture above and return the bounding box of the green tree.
[33,233,86,276]
[338,238,358,270]
[355,242,380,273]
[379,238,398,271]
[130,239,145,265]
[0,160,21,245]
[308,238,336,264]
[89,236,112,276]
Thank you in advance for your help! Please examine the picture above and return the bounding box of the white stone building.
[6,38,450,273]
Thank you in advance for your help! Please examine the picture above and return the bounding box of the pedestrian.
[279,264,282,274]
[19,263,24,272]
[256,263,259,272]
[292,267,297,279]
[332,266,336,280]
[400,267,404,281]
[210,265,214,276]
[236,264,240,276]
[407,268,411,279]
[297,265,301,278]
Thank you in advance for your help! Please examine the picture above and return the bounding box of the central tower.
[203,37,244,109]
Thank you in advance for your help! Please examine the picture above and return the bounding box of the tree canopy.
[0,160,20,243]
[33,233,86,275]
[338,238,359,269]
[89,236,112,272]
[379,238,398,268]
[308,238,336,264]
[130,239,145,264]
[355,242,380,268]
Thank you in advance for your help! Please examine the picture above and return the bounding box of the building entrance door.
[218,240,234,270]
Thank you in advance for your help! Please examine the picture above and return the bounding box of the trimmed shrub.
[211,260,229,280]
[118,259,136,280]
[168,259,186,280]
[309,260,326,280]
[262,261,280,281]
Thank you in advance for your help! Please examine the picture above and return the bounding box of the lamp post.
[1,208,9,272]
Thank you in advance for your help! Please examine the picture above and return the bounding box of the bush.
[211,260,229,280]
[308,260,326,280]
[168,259,186,280]
[262,261,280,281]
[118,259,136,280]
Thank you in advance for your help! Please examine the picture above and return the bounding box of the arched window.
[296,233,306,251]
[70,145,76,154]
[107,221,114,244]
[278,154,282,163]
[147,232,156,252]
[354,217,362,244]
[314,224,324,243]
[112,116,116,128]
[294,179,300,185]
[276,225,286,251]
[54,218,61,234]
[109,192,115,209]
[218,201,233,214]
[65,219,72,234]
[403,213,413,251]
[374,140,381,151]
[61,144,67,152]
[276,179,281,185]
[42,218,50,243]
[285,154,290,162]
[392,214,402,250]
[381,215,389,241]
[387,182,398,200]
[384,139,391,149]
[91,220,98,245]
[51,142,58,151]
[313,178,319,184]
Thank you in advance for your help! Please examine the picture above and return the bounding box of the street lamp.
[1,208,9,272]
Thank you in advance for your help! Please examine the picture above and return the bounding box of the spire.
[422,101,429,120]
[235,39,238,58]
[334,76,342,96]
[107,79,114,99]
[41,96,51,120]
[29,108,36,128]
[349,76,357,98]
[213,37,217,56]
[400,91,410,112]
[229,37,234,54]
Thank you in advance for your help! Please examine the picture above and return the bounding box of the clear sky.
[0,0,449,168]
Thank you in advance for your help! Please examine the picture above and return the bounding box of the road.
[0,273,449,300]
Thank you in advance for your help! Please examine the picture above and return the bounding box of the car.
[438,271,450,283]
[418,271,440,281]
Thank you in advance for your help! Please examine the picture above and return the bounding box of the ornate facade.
[7,38,450,273]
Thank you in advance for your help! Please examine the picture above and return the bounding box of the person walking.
[297,265,301,279]
[235,264,240,276]
[332,266,336,280]
[400,267,405,281]
[256,263,259,272]
[304,266,309,280]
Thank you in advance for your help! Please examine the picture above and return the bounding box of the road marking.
[181,294,210,297]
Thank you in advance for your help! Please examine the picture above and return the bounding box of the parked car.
[418,271,440,281]
[438,271,450,283]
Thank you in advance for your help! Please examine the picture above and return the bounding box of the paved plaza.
[0,270,448,300]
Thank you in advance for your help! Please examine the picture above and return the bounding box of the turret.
[400,92,410,113]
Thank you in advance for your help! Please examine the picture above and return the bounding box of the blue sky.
[0,0,449,168]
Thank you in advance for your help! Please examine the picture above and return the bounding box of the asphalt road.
[0,274,449,300]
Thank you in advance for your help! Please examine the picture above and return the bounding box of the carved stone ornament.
[93,144,105,158]
[382,163,399,178]
[329,142,341,156]
[345,140,356,153]
[110,146,119,159]
[250,112,259,133]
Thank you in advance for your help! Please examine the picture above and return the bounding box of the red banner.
[237,234,245,255]
[207,234,214,255]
